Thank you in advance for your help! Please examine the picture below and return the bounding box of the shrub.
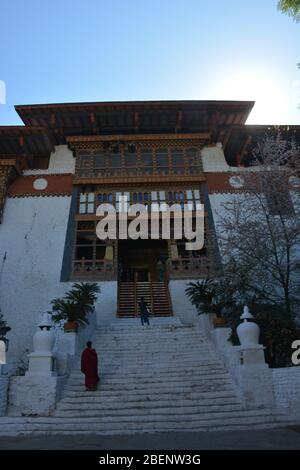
[51,282,100,327]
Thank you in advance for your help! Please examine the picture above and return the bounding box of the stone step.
[94,330,207,341]
[54,409,272,424]
[95,328,203,335]
[93,345,216,352]
[0,408,290,425]
[106,317,181,322]
[95,360,218,367]
[96,327,203,333]
[64,384,236,397]
[56,399,243,413]
[94,341,209,347]
[92,346,217,353]
[67,379,232,390]
[95,329,205,336]
[94,338,213,344]
[93,351,217,358]
[1,411,294,436]
[55,403,243,417]
[99,324,186,329]
[82,362,223,372]
[0,412,280,434]
[0,423,284,437]
[68,373,232,385]
[95,344,213,350]
[60,389,241,401]
[59,391,242,405]
[66,379,233,390]
[71,369,225,378]
[69,367,227,379]
[0,422,289,437]
[66,375,234,386]
[94,338,209,346]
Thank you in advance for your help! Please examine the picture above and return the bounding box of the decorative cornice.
[67,132,210,144]
[8,193,71,199]
[208,189,246,194]
[73,175,206,186]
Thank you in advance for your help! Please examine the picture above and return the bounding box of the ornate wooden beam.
[175,111,183,133]
[67,132,210,144]
[90,112,99,134]
[73,174,206,186]
[50,113,56,128]
[134,112,139,132]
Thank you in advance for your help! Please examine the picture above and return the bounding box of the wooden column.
[0,160,20,223]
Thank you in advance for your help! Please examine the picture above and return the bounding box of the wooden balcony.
[167,257,214,279]
[72,259,117,281]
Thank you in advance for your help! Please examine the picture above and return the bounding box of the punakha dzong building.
[1,100,300,431]
[0,100,299,365]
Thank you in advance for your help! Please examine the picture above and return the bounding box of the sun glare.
[211,72,290,125]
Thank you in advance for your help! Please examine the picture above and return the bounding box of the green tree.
[278,0,300,21]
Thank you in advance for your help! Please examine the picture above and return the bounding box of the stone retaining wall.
[0,376,9,416]
[272,367,300,409]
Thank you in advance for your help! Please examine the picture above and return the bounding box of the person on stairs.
[139,297,150,326]
[81,341,99,391]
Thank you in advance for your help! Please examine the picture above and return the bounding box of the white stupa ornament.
[240,305,253,320]
[38,312,52,330]
[26,312,56,376]
[236,305,260,347]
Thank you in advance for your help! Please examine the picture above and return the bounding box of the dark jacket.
[139,301,149,317]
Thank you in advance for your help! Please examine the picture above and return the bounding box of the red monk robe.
[81,345,99,391]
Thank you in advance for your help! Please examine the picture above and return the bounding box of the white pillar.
[26,313,56,377]
[8,314,61,416]
[233,306,275,409]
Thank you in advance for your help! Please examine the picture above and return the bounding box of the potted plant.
[185,279,227,327]
[50,282,100,332]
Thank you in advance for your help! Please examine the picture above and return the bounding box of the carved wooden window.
[77,187,202,214]
[186,148,201,174]
[75,141,203,179]
[74,220,107,265]
[94,152,106,168]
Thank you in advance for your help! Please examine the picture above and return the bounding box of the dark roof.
[1,100,299,167]
[15,100,254,143]
[0,126,54,161]
[224,124,300,166]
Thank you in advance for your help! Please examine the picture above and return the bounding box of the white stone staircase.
[0,317,295,435]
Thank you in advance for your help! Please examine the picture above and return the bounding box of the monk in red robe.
[81,341,99,391]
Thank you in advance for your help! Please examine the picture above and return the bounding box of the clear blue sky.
[0,0,299,125]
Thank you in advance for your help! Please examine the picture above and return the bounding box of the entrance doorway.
[117,239,172,317]
[118,239,168,282]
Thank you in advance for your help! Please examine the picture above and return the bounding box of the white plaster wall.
[0,196,118,372]
[201,145,230,172]
[168,279,199,325]
[24,145,75,175]
[8,375,61,416]
[94,281,118,326]
[208,192,237,234]
[272,367,300,409]
[0,196,72,371]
